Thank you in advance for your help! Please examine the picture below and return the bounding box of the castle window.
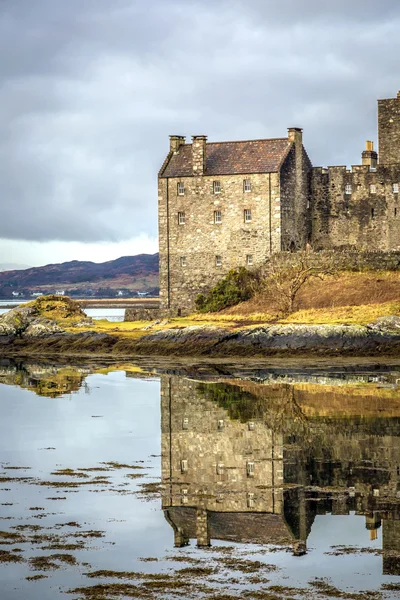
[178,211,185,225]
[393,183,399,194]
[370,184,376,194]
[243,179,251,192]
[371,208,375,218]
[177,182,185,195]
[345,184,352,195]
[215,255,222,267]
[213,180,221,194]
[244,209,252,223]
[246,254,253,266]
[214,210,222,224]
[395,207,397,217]
[180,256,187,267]
[247,461,255,477]
[247,492,255,508]
[181,459,188,473]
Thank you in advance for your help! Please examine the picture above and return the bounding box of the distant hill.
[0,254,159,298]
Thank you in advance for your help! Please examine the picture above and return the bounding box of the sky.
[1,0,400,267]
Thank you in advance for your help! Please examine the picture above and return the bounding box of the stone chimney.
[362,140,378,169]
[169,135,185,153]
[192,135,207,175]
[288,127,303,146]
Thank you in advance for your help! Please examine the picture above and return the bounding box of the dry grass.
[222,271,400,317]
[283,301,400,325]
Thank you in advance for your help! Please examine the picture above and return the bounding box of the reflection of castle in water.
[161,375,400,573]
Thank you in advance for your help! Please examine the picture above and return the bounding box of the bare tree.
[259,253,336,316]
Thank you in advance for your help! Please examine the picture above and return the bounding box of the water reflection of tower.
[161,376,310,553]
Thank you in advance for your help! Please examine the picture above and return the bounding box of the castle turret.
[378,91,400,165]
[362,140,378,169]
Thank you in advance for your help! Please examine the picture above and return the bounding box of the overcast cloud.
[1,0,399,265]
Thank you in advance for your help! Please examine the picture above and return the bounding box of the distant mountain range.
[0,254,159,298]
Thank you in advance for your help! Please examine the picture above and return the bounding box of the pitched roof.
[160,138,292,178]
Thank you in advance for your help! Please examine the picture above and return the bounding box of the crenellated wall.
[311,164,400,251]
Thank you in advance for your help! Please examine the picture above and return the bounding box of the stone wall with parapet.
[311,164,400,251]
[124,307,180,322]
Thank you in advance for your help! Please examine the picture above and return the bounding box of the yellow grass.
[66,300,400,339]
[282,301,400,325]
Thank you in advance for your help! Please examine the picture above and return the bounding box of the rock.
[24,319,65,338]
[0,322,17,336]
[1,306,36,335]
[0,296,88,337]
[368,315,400,333]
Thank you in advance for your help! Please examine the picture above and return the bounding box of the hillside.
[0,254,159,298]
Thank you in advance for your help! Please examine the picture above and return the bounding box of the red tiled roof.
[160,138,292,177]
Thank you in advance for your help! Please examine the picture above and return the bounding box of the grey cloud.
[0,0,399,243]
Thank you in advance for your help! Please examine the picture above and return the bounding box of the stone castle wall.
[280,143,313,251]
[378,93,400,166]
[264,248,400,273]
[311,164,400,251]
[158,171,282,312]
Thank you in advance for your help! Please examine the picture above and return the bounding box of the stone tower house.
[158,91,400,313]
[158,129,312,312]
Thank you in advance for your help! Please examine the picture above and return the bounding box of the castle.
[161,374,400,571]
[158,91,400,313]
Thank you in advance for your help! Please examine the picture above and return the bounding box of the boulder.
[367,315,400,333]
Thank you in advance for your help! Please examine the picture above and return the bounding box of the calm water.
[1,359,400,599]
[0,301,124,322]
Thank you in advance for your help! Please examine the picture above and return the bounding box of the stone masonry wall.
[280,144,312,250]
[158,171,281,312]
[378,93,400,166]
[265,248,400,272]
[311,164,400,251]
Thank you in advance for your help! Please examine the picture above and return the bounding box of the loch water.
[1,359,400,599]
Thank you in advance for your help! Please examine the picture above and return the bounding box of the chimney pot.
[288,127,303,144]
[169,135,186,153]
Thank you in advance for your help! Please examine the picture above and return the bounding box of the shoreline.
[0,298,160,310]
[1,322,400,359]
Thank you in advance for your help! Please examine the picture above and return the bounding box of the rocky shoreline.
[1,297,399,358]
[1,320,400,358]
